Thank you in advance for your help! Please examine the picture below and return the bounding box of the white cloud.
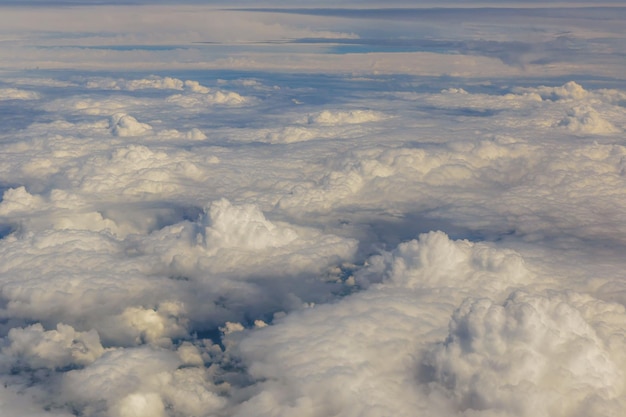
[514,81,590,101]
[556,105,620,135]
[157,127,208,141]
[0,385,75,417]
[59,344,229,417]
[0,186,45,216]
[1,5,626,416]
[308,109,386,125]
[0,187,141,236]
[166,90,249,108]
[0,88,39,100]
[250,109,389,145]
[42,96,151,116]
[262,126,319,144]
[423,291,626,416]
[109,392,167,417]
[62,347,181,415]
[110,113,153,137]
[230,232,571,417]
[227,231,626,417]
[113,302,189,347]
[356,231,530,295]
[183,80,210,94]
[1,323,104,371]
[137,198,358,277]
[86,75,184,91]
[68,144,209,196]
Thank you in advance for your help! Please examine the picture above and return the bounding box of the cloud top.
[0,88,40,100]
[110,113,153,137]
[308,109,386,125]
[423,291,626,416]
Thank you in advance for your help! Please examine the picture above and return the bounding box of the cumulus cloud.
[0,88,39,100]
[137,198,358,277]
[251,109,388,145]
[61,347,181,415]
[166,89,249,108]
[355,231,530,295]
[556,105,620,135]
[0,186,45,216]
[0,187,140,236]
[226,232,626,417]
[42,96,151,116]
[183,80,211,94]
[262,126,319,144]
[422,291,626,416]
[109,113,153,137]
[308,109,386,125]
[230,232,596,417]
[1,5,626,416]
[86,75,184,91]
[68,144,209,196]
[112,302,189,347]
[1,323,104,371]
[109,392,167,417]
[156,127,208,141]
[514,81,590,101]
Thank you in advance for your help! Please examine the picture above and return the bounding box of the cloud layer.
[2,69,626,416]
[1,3,626,417]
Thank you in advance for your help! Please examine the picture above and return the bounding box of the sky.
[1,1,626,417]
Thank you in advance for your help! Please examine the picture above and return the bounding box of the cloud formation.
[110,113,153,137]
[231,231,626,417]
[0,87,40,100]
[1,323,104,371]
[423,291,626,416]
[1,4,626,417]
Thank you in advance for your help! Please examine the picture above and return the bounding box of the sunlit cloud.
[1,2,626,416]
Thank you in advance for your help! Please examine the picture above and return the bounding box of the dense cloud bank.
[1,3,626,416]
[1,4,626,77]
[1,70,626,417]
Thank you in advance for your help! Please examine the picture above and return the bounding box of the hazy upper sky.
[1,1,625,77]
[1,2,626,417]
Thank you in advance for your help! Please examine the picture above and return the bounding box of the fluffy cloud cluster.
[356,231,530,295]
[423,291,626,416]
[308,109,386,125]
[110,113,153,137]
[229,230,626,417]
[1,323,104,371]
[514,81,591,101]
[0,87,40,100]
[0,194,359,416]
[166,89,248,108]
[61,346,227,417]
[138,198,357,278]
[0,8,621,417]
[86,76,185,91]
[68,144,209,197]
[1,16,626,414]
[255,109,389,144]
[82,76,249,106]
[556,105,620,135]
